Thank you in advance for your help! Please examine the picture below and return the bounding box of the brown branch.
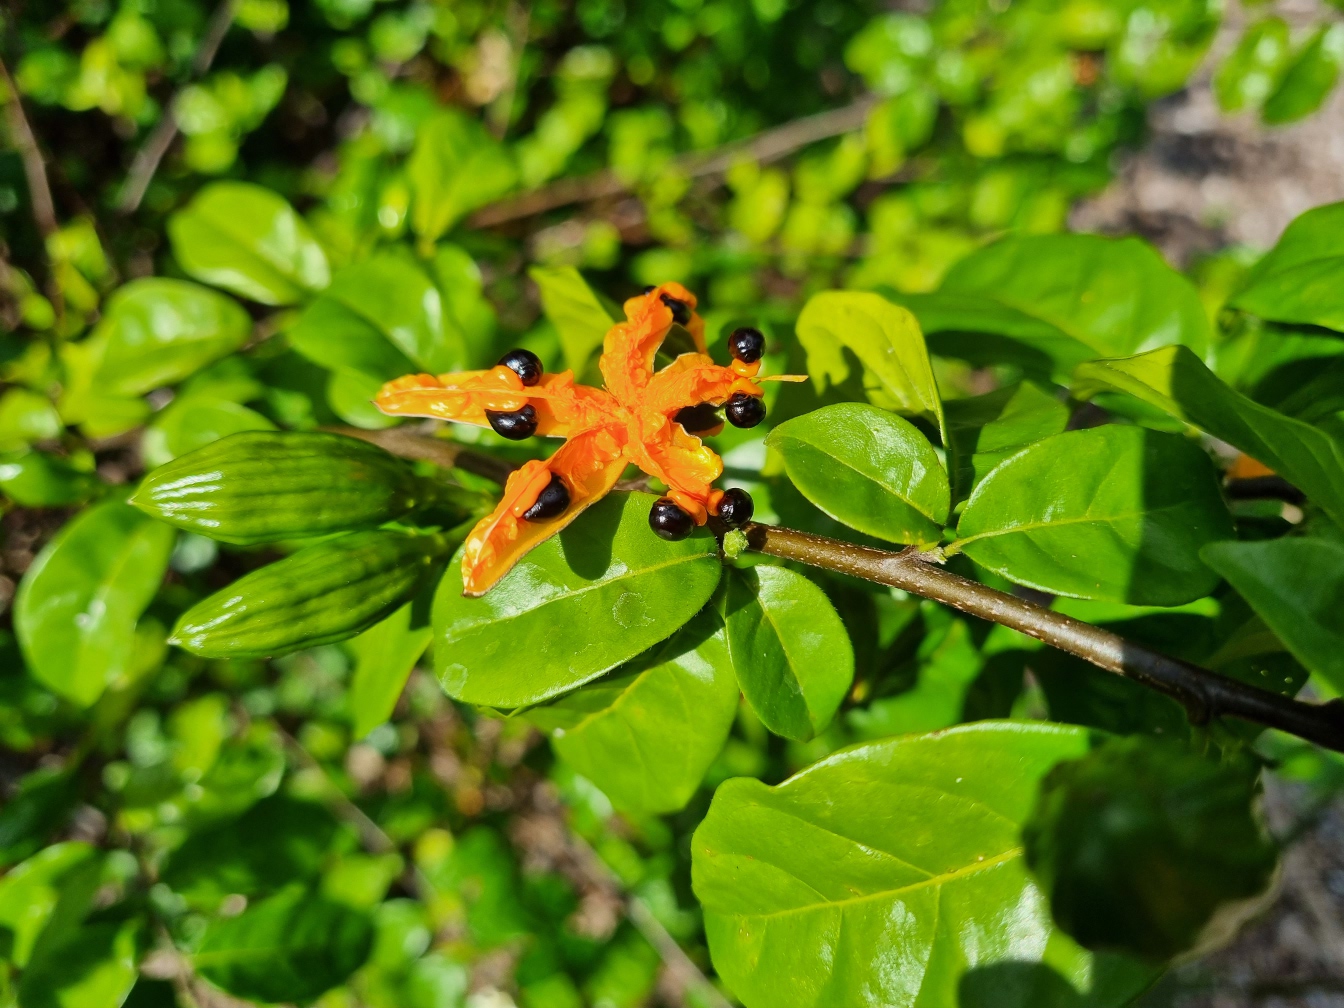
[468,94,878,228]
[117,0,238,214]
[324,424,517,485]
[0,56,57,239]
[744,523,1344,753]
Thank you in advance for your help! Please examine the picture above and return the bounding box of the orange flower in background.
[375,283,803,596]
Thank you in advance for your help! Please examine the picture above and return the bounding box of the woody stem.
[742,522,1344,754]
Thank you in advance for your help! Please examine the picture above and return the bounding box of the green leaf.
[193,887,373,1003]
[0,387,62,451]
[289,248,468,382]
[1214,17,1292,112]
[766,403,948,545]
[526,609,739,814]
[16,500,174,706]
[937,234,1210,367]
[0,843,96,967]
[692,722,1156,1008]
[161,796,340,910]
[168,181,330,305]
[0,451,100,507]
[1024,736,1276,960]
[1262,24,1344,125]
[1230,201,1344,331]
[954,426,1233,605]
[1074,346,1344,528]
[434,492,722,708]
[795,291,945,435]
[720,565,854,742]
[1201,538,1344,694]
[529,265,616,373]
[348,601,433,739]
[141,397,276,469]
[943,381,1070,502]
[0,769,81,869]
[17,919,140,1008]
[86,279,252,397]
[408,110,517,244]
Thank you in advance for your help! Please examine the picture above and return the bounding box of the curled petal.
[460,425,628,596]
[601,283,706,400]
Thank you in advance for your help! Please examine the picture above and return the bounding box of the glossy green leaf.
[16,500,174,706]
[408,110,517,244]
[943,381,1070,502]
[1230,201,1344,331]
[18,919,139,1008]
[141,397,276,469]
[720,565,854,742]
[0,451,100,507]
[767,403,948,545]
[692,722,1156,1008]
[1074,346,1344,528]
[1214,17,1292,112]
[435,493,721,708]
[795,291,945,434]
[527,609,738,813]
[1262,24,1344,125]
[1202,538,1344,694]
[0,843,96,967]
[938,234,1210,366]
[168,181,330,305]
[954,426,1233,605]
[289,248,467,382]
[349,601,433,738]
[193,887,373,1003]
[86,279,252,397]
[529,265,615,373]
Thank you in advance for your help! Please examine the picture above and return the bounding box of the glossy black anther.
[725,392,766,429]
[485,404,538,440]
[649,497,695,541]
[673,403,723,435]
[659,293,692,326]
[716,487,754,528]
[728,326,766,364]
[522,473,569,520]
[498,348,543,386]
[642,285,657,294]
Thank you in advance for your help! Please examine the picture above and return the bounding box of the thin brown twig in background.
[468,94,877,228]
[118,0,239,214]
[0,56,57,238]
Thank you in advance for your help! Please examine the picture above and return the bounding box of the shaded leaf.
[954,426,1232,605]
[943,381,1070,502]
[1262,24,1344,125]
[529,265,615,373]
[1231,201,1344,331]
[18,919,139,1008]
[349,601,433,739]
[720,565,854,742]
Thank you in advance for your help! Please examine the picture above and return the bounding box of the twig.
[325,424,517,485]
[743,523,1344,753]
[468,94,877,228]
[0,57,57,238]
[117,0,238,214]
[567,831,733,1008]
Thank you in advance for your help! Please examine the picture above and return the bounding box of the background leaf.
[348,601,433,739]
[408,110,518,244]
[1201,538,1344,694]
[434,492,722,708]
[193,887,373,1003]
[692,722,1156,1008]
[15,500,174,706]
[1230,200,1344,330]
[954,426,1233,605]
[529,265,616,373]
[168,181,330,305]
[943,382,1070,503]
[720,565,854,742]
[17,919,139,1008]
[1074,346,1344,528]
[1262,24,1344,125]
[767,403,949,545]
[526,609,739,813]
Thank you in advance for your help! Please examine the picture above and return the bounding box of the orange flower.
[375,282,801,596]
